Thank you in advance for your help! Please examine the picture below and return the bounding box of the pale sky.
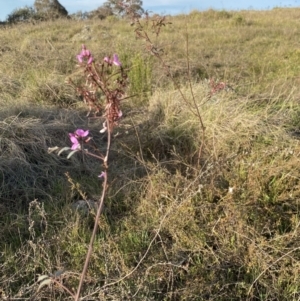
[0,0,300,21]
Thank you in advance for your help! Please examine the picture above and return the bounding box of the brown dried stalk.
[131,13,206,166]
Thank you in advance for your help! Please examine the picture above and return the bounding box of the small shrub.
[232,14,247,26]
[6,6,36,24]
[128,53,153,104]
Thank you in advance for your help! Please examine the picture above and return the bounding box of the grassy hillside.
[1,7,300,300]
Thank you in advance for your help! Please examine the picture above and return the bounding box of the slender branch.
[184,25,205,166]
[52,278,75,298]
[83,150,104,161]
[74,117,112,301]
[74,151,109,301]
[136,16,206,167]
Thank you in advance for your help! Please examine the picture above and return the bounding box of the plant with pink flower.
[48,42,130,301]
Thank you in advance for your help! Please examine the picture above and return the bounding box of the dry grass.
[1,8,300,301]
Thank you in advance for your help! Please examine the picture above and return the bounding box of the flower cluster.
[76,45,122,68]
[69,129,89,150]
[76,44,93,65]
[73,44,126,134]
[103,54,122,66]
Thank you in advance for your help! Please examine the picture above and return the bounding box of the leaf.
[67,149,79,159]
[37,275,49,282]
[47,146,59,154]
[37,275,52,292]
[37,278,52,292]
[58,147,71,156]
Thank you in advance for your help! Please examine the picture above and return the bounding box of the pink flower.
[69,129,89,150]
[77,44,93,65]
[75,129,89,137]
[112,54,121,66]
[69,133,79,150]
[103,54,122,66]
[98,171,106,179]
[76,55,83,63]
[103,56,110,64]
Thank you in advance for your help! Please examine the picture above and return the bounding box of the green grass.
[1,8,300,300]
